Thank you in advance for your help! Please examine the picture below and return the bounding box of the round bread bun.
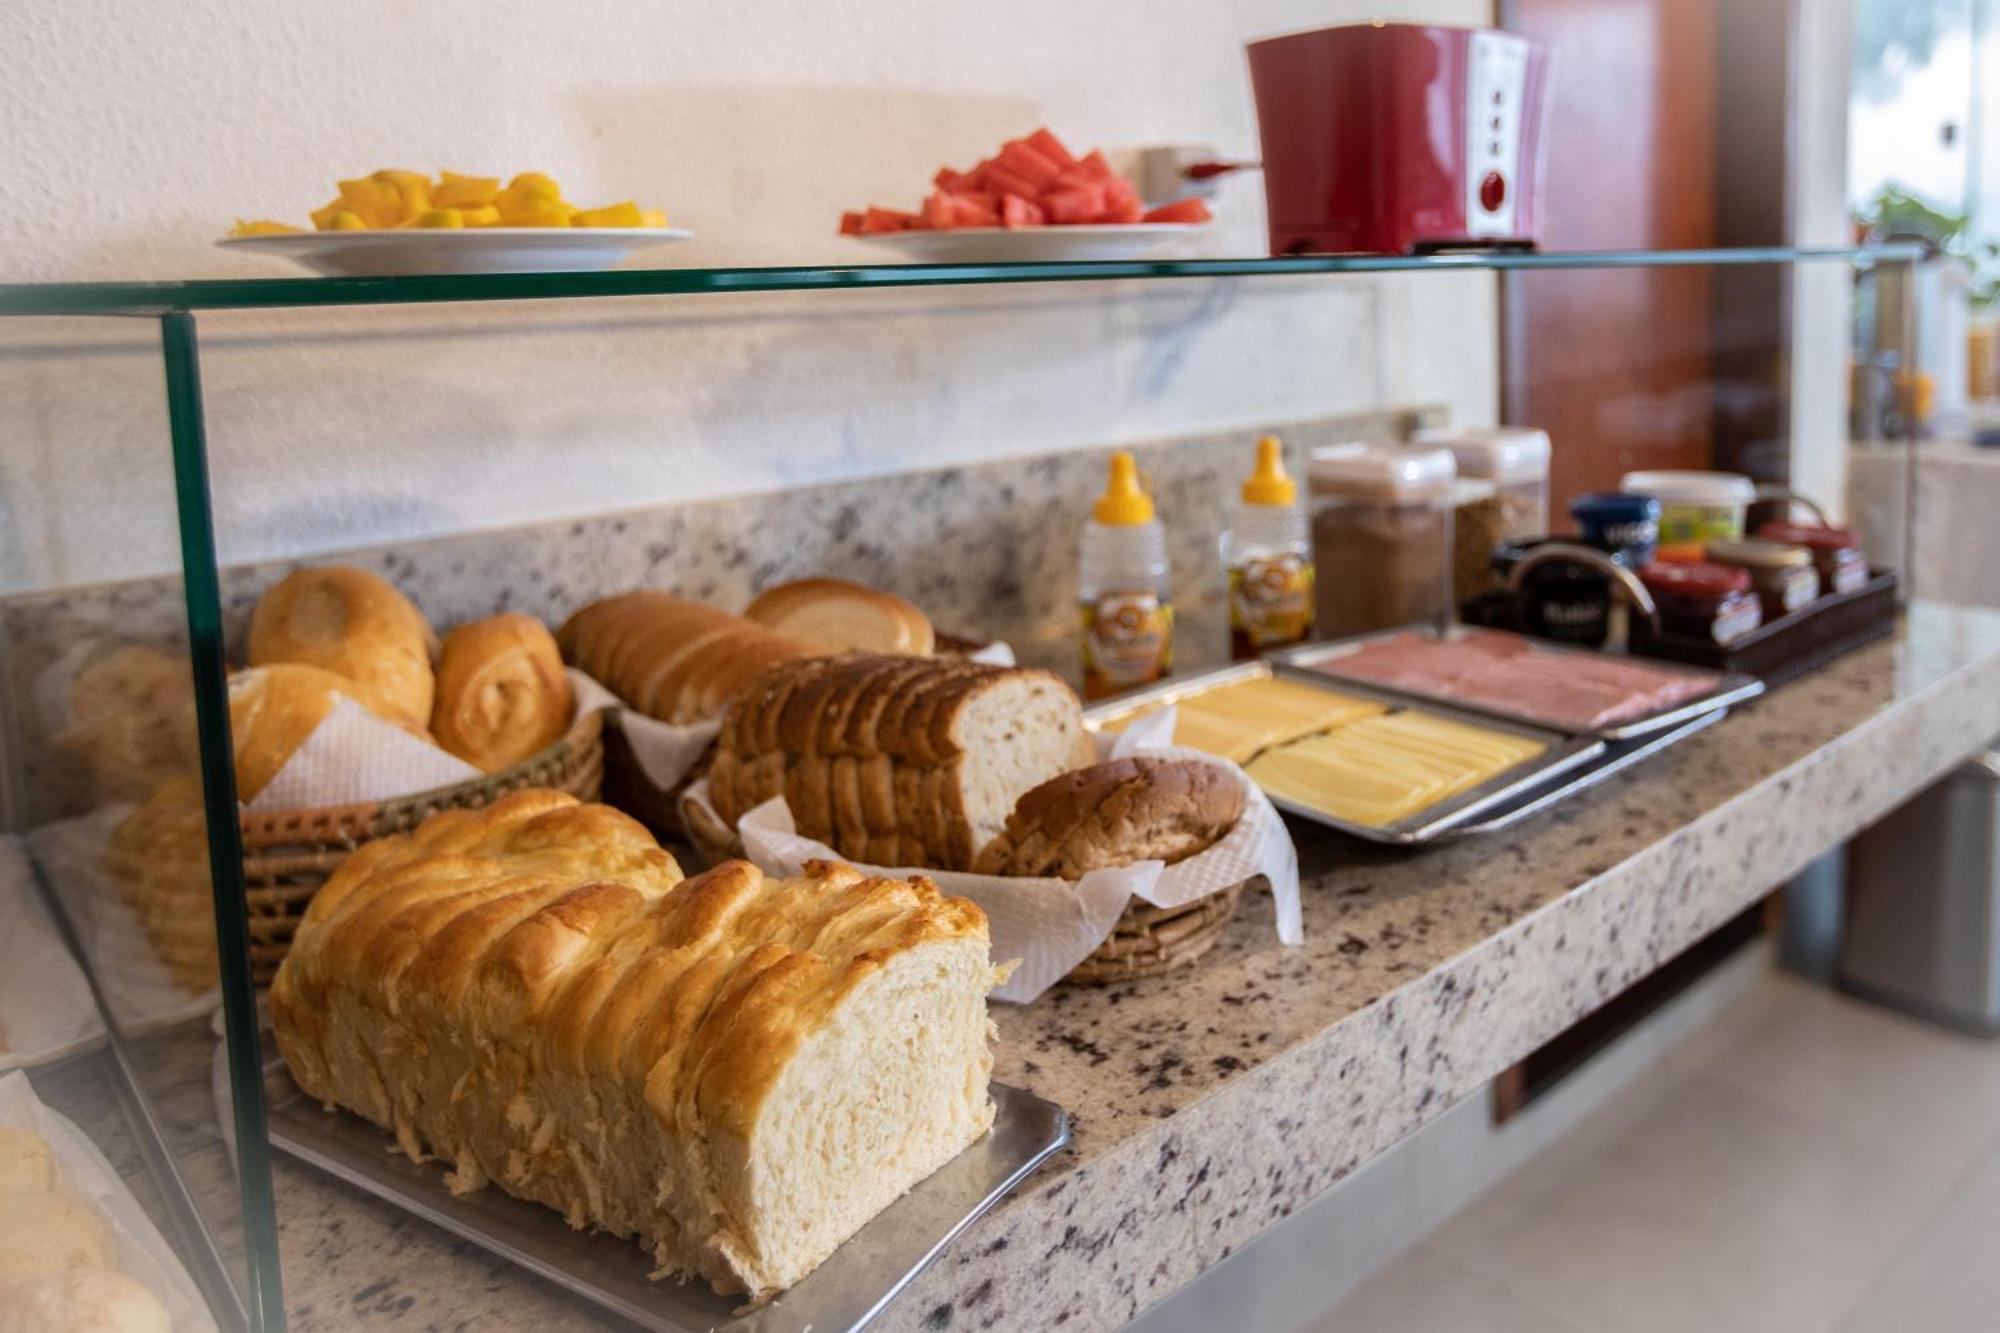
[0,1127,58,1193]
[55,645,198,800]
[0,1268,171,1333]
[430,613,574,772]
[0,1190,116,1284]
[248,566,438,727]
[972,755,1246,878]
[742,577,934,657]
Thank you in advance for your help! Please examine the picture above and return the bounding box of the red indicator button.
[1479,171,1507,212]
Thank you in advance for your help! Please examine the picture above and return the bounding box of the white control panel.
[1465,31,1530,238]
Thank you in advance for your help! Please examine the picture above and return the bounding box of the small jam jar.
[1638,561,1763,645]
[1754,521,1869,596]
[1706,538,1821,621]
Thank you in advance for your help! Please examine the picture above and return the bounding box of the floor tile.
[1428,1071,1960,1333]
[1303,1246,1588,1333]
[1836,1141,2000,1333]
[1668,973,2000,1164]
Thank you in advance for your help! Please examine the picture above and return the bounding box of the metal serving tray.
[1269,625,1764,742]
[1083,661,1605,846]
[1443,706,1727,837]
[265,1066,1069,1333]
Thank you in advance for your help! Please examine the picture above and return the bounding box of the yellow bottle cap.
[1241,435,1296,506]
[1094,451,1156,525]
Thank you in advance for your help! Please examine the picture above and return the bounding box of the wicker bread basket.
[676,785,1245,985]
[235,705,606,984]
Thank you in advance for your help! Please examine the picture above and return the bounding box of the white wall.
[1,0,1497,593]
[1790,0,1855,520]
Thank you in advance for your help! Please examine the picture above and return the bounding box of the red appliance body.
[1247,23,1551,255]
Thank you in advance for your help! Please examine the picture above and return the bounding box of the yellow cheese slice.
[1103,676,1385,762]
[1247,710,1546,827]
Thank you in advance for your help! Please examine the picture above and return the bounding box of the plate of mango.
[220,169,690,276]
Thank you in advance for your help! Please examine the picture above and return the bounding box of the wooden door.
[1499,0,1722,516]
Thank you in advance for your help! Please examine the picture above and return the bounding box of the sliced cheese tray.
[266,1062,1069,1333]
[1270,624,1764,742]
[1084,662,1605,846]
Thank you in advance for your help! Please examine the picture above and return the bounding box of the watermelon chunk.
[1000,193,1046,228]
[1026,128,1076,168]
[1095,197,1145,225]
[1142,198,1213,224]
[1071,150,1115,182]
[933,166,966,191]
[1040,184,1106,225]
[839,210,865,236]
[996,140,1064,190]
[982,162,1041,200]
[859,206,923,234]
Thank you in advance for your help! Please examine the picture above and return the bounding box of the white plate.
[851,223,1210,263]
[216,227,694,277]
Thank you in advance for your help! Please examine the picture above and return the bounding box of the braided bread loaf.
[270,789,1001,1298]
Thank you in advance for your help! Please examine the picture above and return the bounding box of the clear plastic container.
[1309,444,1456,637]
[1414,426,1551,540]
[1620,469,1756,556]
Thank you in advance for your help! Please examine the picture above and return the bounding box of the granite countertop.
[274,601,2000,1333]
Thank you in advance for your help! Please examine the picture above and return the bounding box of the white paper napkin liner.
[693,700,1299,1004]
[0,833,104,1071]
[0,1070,218,1332]
[246,698,480,811]
[601,643,1017,796]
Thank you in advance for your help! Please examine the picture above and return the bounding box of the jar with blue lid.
[1571,492,1662,566]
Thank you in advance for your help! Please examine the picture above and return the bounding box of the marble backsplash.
[1,405,1434,822]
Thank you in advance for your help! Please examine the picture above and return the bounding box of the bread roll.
[430,613,573,771]
[972,756,1245,876]
[55,645,197,800]
[556,591,815,725]
[227,663,428,803]
[0,1128,57,1193]
[712,655,1086,871]
[270,789,1001,1298]
[743,577,935,656]
[0,1191,115,1283]
[0,1269,171,1333]
[248,566,438,727]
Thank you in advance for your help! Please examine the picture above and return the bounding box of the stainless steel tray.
[265,1066,1069,1333]
[1444,706,1727,837]
[1083,661,1605,846]
[1269,626,1764,742]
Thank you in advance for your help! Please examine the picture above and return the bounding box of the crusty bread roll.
[0,1269,171,1333]
[270,789,1001,1298]
[0,1191,115,1284]
[55,645,197,800]
[708,654,1087,871]
[972,756,1245,876]
[430,613,573,772]
[0,1128,57,1194]
[743,577,935,656]
[248,566,438,727]
[228,663,428,803]
[556,591,816,725]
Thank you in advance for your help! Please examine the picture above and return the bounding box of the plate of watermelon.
[840,128,1213,262]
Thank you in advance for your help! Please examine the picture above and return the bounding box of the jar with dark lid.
[1570,492,1661,567]
[1491,537,1628,646]
[1706,538,1821,621]
[1637,560,1763,645]
[1754,521,1869,596]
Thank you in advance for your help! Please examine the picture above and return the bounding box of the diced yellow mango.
[507,204,577,228]
[412,208,465,229]
[337,177,403,229]
[494,172,564,220]
[433,171,500,208]
[370,169,431,189]
[327,211,370,231]
[309,197,346,230]
[638,208,668,229]
[458,204,501,227]
[572,201,644,228]
[231,219,303,237]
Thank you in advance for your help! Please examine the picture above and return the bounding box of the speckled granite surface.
[247,601,2000,1333]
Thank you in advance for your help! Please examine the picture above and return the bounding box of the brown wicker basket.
[236,706,607,984]
[673,783,1248,986]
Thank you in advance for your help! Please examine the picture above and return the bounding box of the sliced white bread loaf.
[743,577,935,656]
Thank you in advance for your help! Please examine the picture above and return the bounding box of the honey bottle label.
[1229,553,1315,658]
[1081,591,1174,699]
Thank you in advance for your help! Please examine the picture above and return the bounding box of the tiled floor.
[1311,974,2000,1333]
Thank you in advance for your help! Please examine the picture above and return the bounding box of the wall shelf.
[0,243,1927,318]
